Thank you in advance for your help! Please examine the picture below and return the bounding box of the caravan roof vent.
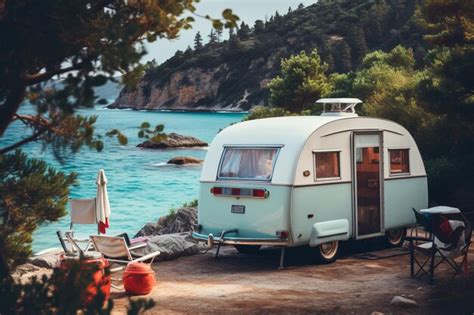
[317,98,362,117]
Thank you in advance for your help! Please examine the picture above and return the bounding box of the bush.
[243,106,295,121]
[0,258,155,314]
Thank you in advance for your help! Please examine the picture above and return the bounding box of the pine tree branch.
[0,84,27,136]
[14,114,65,135]
[23,64,83,85]
[0,129,47,155]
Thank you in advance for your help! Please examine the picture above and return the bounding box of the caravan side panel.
[291,183,353,246]
[384,177,428,229]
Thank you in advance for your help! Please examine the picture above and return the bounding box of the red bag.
[439,217,453,240]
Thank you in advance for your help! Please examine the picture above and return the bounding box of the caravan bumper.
[192,231,289,246]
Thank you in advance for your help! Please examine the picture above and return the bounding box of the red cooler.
[123,262,156,295]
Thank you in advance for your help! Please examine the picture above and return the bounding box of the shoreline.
[104,105,249,114]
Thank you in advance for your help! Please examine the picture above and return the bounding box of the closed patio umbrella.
[96,169,111,234]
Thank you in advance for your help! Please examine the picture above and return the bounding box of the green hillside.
[113,0,425,110]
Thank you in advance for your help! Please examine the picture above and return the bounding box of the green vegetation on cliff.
[118,0,425,110]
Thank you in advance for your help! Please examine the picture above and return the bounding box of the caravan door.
[353,132,384,239]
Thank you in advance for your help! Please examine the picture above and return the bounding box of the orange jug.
[123,262,156,295]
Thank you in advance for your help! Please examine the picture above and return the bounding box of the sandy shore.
[111,239,474,314]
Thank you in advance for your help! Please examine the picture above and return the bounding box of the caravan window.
[218,147,280,181]
[315,151,340,179]
[389,149,410,174]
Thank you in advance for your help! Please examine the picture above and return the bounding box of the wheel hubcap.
[387,229,404,245]
[320,241,338,259]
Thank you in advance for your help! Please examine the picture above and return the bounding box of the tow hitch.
[205,229,239,258]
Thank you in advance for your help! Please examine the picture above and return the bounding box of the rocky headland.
[108,0,423,112]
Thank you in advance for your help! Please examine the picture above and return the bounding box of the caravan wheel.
[316,241,339,263]
[386,228,406,247]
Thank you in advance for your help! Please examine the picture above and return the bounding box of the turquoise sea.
[1,103,244,252]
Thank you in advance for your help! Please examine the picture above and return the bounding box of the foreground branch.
[23,64,82,86]
[0,84,27,136]
[0,129,46,155]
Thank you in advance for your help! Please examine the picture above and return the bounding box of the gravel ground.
[111,238,474,314]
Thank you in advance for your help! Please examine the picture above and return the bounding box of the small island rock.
[137,133,207,149]
[167,156,203,165]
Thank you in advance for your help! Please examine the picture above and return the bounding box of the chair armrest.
[404,236,431,242]
[73,239,90,243]
[129,242,147,251]
[135,251,161,263]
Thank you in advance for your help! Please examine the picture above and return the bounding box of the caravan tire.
[385,228,406,247]
[234,245,261,254]
[316,241,339,263]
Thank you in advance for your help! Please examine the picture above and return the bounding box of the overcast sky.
[143,0,316,64]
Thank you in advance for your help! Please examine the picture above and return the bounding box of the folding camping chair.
[90,235,161,271]
[57,198,98,254]
[405,208,472,283]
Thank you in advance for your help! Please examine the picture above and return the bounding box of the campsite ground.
[111,238,474,314]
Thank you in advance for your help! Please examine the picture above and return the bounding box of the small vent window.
[389,149,410,175]
[315,152,340,179]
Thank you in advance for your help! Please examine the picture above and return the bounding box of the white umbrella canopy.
[96,169,111,234]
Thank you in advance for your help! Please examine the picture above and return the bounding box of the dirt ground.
[111,239,474,314]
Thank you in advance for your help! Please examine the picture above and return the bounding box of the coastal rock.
[136,222,160,237]
[132,233,203,261]
[137,133,207,149]
[390,296,417,307]
[135,206,197,237]
[167,156,203,165]
[29,251,61,269]
[12,263,52,284]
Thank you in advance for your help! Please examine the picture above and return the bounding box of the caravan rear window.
[218,147,280,181]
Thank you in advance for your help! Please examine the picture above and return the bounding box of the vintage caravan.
[192,98,428,264]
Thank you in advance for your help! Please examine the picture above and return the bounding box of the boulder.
[137,133,208,149]
[132,233,204,261]
[390,296,417,307]
[135,207,197,238]
[167,156,203,165]
[12,263,52,284]
[135,222,160,237]
[29,252,61,269]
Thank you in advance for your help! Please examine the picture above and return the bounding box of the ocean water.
[1,103,244,252]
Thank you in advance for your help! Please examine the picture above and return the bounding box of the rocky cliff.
[111,0,424,111]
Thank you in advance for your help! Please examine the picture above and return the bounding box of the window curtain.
[219,148,278,180]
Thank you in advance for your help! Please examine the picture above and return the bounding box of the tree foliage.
[417,0,474,47]
[268,49,331,112]
[194,31,204,51]
[0,151,77,275]
[243,106,296,121]
[137,122,167,143]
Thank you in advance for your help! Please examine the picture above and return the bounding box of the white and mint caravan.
[192,98,428,265]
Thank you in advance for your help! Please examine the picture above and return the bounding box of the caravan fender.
[309,219,350,247]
